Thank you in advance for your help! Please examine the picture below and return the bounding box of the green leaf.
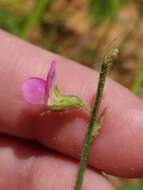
[48,86,89,112]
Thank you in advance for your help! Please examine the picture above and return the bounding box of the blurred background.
[0,0,143,189]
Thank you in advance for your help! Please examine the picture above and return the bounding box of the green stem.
[74,48,119,190]
[19,0,52,39]
[132,64,143,96]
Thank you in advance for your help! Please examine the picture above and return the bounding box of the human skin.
[0,30,143,189]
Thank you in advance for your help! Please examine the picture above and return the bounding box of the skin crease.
[0,30,143,180]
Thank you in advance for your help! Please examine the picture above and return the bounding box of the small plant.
[74,48,119,190]
[22,48,118,190]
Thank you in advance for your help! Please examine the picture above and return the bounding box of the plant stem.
[74,48,119,190]
[20,0,52,39]
[132,64,143,96]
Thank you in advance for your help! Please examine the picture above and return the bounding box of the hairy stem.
[74,48,119,190]
[20,0,52,39]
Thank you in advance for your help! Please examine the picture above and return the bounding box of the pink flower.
[22,60,56,106]
[22,60,89,112]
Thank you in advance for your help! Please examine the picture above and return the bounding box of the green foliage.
[88,0,130,24]
[0,0,53,39]
[20,0,52,39]
[119,185,143,190]
[0,7,24,35]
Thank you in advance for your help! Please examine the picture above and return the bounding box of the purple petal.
[45,60,57,102]
[22,77,46,105]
